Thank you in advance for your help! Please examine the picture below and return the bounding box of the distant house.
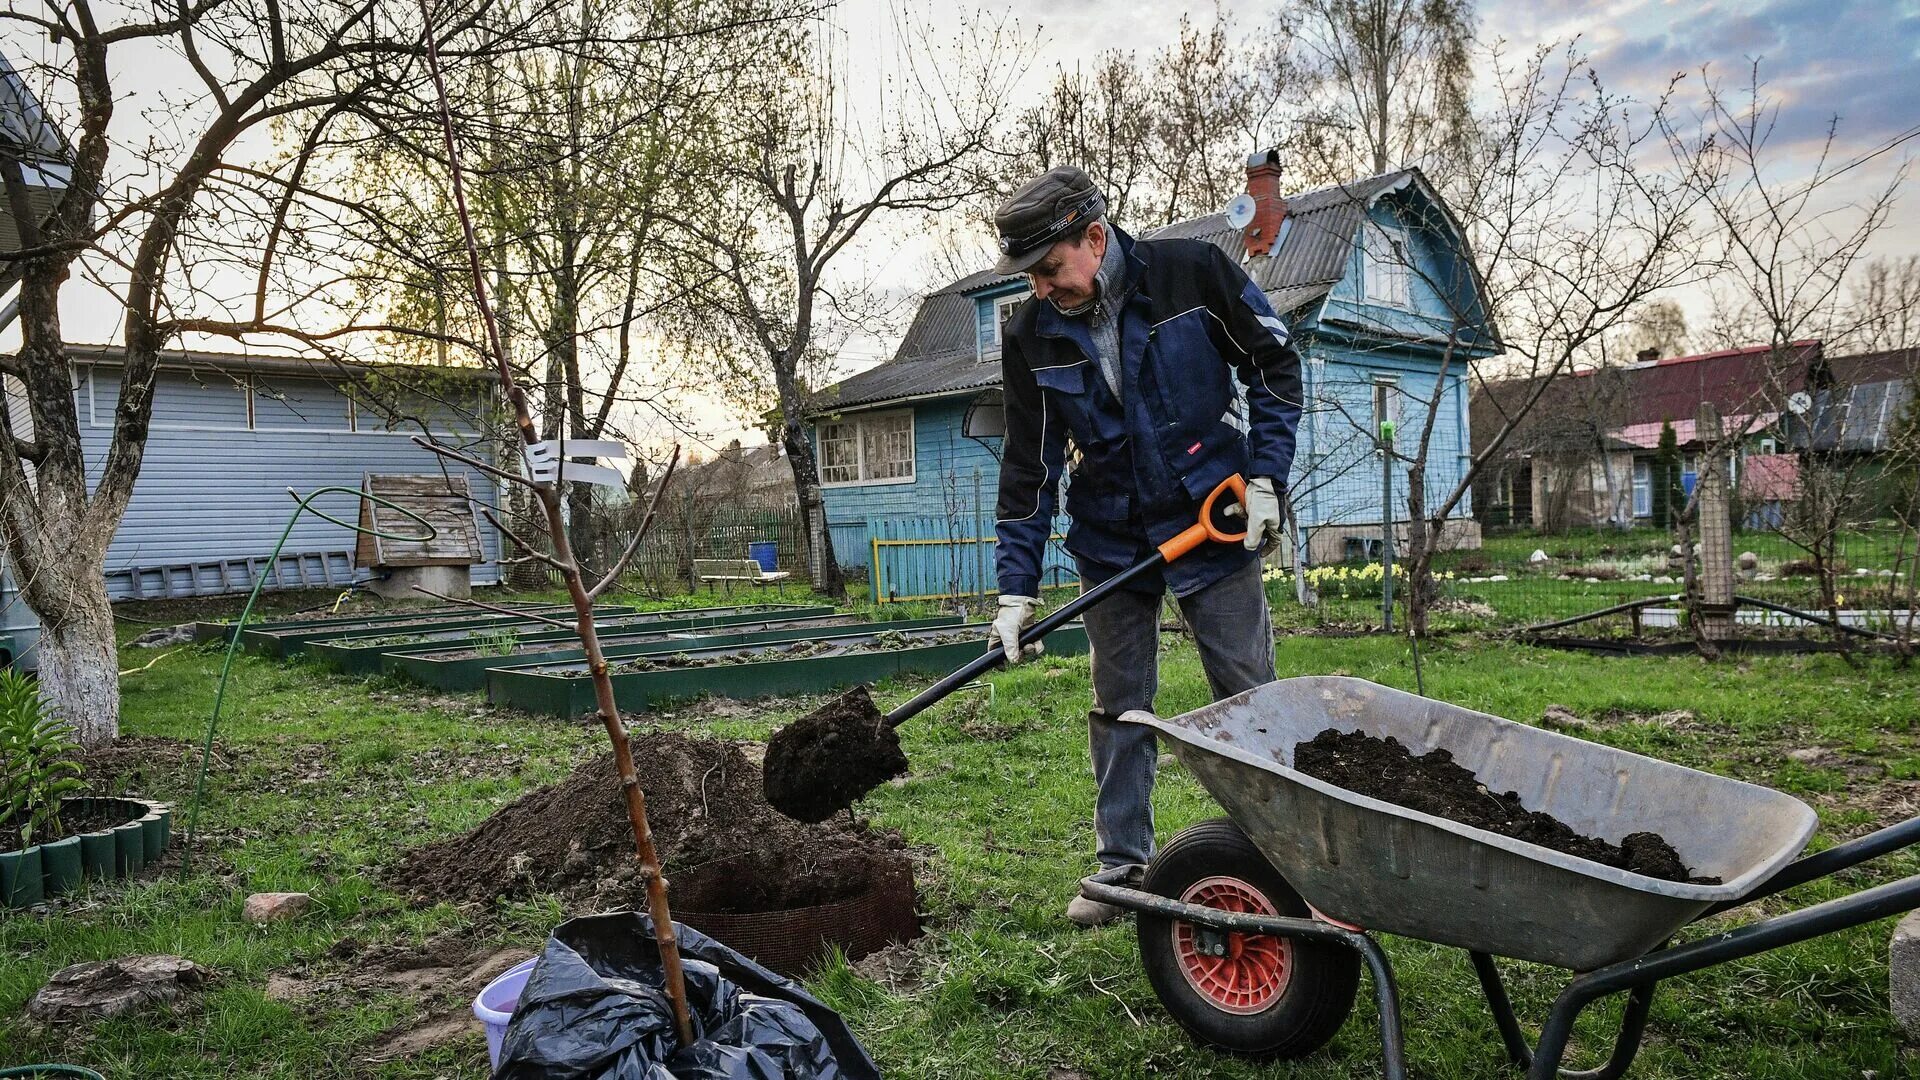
[1471,343,1915,530]
[809,156,1498,597]
[678,440,795,505]
[6,346,503,601]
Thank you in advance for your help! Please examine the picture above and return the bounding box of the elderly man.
[989,165,1303,926]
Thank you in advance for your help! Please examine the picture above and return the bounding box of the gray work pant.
[1083,558,1276,868]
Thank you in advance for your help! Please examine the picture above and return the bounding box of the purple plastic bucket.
[472,957,537,1070]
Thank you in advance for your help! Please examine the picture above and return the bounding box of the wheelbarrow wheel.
[1137,818,1359,1059]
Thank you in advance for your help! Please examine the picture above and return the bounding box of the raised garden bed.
[486,621,1089,718]
[306,604,837,676]
[383,613,961,691]
[239,604,629,657]
[1,797,170,908]
[191,601,546,643]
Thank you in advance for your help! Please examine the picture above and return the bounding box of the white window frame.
[250,376,356,434]
[1362,221,1413,309]
[1370,374,1401,440]
[819,409,916,488]
[979,292,1024,361]
[148,369,252,431]
[1632,458,1651,518]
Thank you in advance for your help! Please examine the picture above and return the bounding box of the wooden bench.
[694,558,792,594]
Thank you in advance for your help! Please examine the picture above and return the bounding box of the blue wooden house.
[811,164,1498,600]
[22,346,503,601]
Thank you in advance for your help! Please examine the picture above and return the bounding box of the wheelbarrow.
[1079,676,1920,1079]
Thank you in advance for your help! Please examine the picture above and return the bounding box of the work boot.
[1066,896,1126,928]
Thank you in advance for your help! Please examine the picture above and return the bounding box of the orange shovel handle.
[1155,474,1249,563]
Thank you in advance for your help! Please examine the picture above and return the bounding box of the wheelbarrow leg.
[1353,934,1410,1080]
[1471,952,1653,1080]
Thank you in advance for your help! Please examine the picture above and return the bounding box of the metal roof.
[816,169,1426,416]
[59,343,498,382]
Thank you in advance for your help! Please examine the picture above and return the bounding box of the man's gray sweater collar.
[1050,234,1128,397]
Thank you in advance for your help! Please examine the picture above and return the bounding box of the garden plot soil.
[1293,729,1718,884]
[391,730,908,914]
[608,629,976,675]
[424,615,875,662]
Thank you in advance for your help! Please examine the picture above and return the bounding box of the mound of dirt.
[390,731,908,914]
[1293,728,1719,884]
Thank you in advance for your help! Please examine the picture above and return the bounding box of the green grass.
[3,590,1917,1077]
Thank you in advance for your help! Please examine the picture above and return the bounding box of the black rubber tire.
[1137,817,1360,1059]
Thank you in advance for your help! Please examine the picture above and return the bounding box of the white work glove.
[991,594,1043,664]
[1243,476,1285,552]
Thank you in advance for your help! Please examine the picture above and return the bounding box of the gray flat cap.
[992,166,1107,276]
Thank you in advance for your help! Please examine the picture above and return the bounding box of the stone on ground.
[1890,911,1920,1035]
[28,955,210,1022]
[243,891,313,923]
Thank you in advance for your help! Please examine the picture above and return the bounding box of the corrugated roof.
[817,169,1425,415]
[59,343,498,382]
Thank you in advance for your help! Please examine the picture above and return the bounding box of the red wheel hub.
[1172,875,1292,1014]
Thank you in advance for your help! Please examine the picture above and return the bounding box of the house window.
[819,409,914,486]
[1632,459,1651,518]
[978,292,1025,360]
[1371,376,1400,441]
[1363,221,1412,308]
[1758,436,1777,456]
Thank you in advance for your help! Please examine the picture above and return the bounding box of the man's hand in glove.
[991,595,1043,664]
[1243,476,1286,552]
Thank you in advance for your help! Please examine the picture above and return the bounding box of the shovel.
[764,474,1253,822]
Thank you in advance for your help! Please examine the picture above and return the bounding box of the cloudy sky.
[677,0,1918,449]
[9,0,1918,453]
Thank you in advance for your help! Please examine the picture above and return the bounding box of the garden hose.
[0,1067,108,1080]
[179,486,436,879]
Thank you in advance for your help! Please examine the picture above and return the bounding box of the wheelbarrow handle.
[882,473,1250,729]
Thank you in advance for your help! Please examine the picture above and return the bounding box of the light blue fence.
[862,514,1078,603]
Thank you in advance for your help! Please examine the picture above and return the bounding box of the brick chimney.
[1242,149,1288,258]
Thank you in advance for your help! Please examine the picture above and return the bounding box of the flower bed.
[2,797,170,908]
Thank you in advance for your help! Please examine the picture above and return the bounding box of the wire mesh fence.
[1263,519,1918,642]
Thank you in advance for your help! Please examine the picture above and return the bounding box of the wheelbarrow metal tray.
[1133,676,1818,970]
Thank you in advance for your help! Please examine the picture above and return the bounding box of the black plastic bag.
[495,910,882,1080]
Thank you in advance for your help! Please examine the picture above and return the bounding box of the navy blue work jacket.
[993,226,1304,598]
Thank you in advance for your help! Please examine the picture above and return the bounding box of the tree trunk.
[781,417,844,600]
[1405,462,1431,637]
[34,573,119,747]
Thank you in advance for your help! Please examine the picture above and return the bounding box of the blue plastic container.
[748,541,778,573]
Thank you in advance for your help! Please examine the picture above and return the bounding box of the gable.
[1319,187,1494,351]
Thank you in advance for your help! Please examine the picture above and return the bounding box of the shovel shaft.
[884,551,1169,729]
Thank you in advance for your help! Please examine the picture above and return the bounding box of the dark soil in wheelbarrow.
[389,730,909,914]
[1293,729,1720,884]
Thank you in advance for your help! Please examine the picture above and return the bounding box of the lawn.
[2,586,1917,1078]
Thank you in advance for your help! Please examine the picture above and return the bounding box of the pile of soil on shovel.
[1292,729,1719,884]
[763,686,909,823]
[389,731,909,914]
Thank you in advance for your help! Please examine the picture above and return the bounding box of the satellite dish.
[1788,391,1813,416]
[1224,193,1257,231]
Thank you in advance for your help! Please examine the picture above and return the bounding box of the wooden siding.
[816,396,1003,568]
[1294,347,1472,536]
[81,366,501,598]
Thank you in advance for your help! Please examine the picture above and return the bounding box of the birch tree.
[0,0,556,744]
